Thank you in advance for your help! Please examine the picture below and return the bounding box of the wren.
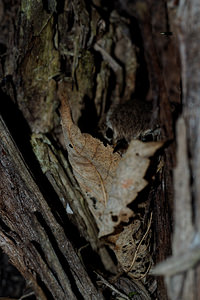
[104,99,156,145]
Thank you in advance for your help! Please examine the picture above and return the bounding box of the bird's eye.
[141,133,153,142]
[105,127,113,139]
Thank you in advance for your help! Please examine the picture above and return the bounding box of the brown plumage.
[105,99,154,144]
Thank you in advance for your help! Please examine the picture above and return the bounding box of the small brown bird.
[104,99,155,146]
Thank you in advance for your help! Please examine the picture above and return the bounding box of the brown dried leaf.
[59,82,162,237]
[59,82,121,221]
[107,214,152,279]
[107,220,142,270]
[99,140,163,237]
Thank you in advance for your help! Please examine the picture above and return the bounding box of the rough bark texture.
[152,1,200,300]
[1,0,197,300]
[0,115,104,300]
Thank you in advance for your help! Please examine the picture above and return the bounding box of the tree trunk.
[0,1,196,300]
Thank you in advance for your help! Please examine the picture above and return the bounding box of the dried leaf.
[99,140,163,237]
[107,215,152,279]
[59,82,121,223]
[59,82,162,237]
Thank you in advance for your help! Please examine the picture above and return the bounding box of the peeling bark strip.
[152,118,196,299]
[153,0,200,299]
[0,115,104,300]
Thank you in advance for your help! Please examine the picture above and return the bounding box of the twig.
[20,291,35,300]
[94,271,130,300]
[94,43,122,75]
[127,213,153,273]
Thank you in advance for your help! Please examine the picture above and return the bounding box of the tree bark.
[0,115,104,300]
[1,1,194,299]
[152,1,200,300]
